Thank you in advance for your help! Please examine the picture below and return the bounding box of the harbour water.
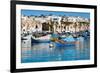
[21,37,90,63]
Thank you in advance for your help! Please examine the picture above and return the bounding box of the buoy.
[49,43,54,48]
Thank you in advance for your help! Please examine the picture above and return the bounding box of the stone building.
[21,15,90,34]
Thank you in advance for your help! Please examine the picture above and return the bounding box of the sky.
[21,9,90,19]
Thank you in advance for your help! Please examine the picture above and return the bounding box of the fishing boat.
[53,42,76,47]
[21,35,32,40]
[31,34,51,43]
[81,30,90,39]
[53,35,77,47]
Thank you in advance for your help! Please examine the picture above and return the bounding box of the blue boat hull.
[54,42,75,47]
[54,37,76,47]
[31,38,50,43]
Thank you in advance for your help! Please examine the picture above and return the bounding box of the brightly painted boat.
[53,42,76,47]
[62,35,75,42]
[31,35,51,43]
[53,36,76,47]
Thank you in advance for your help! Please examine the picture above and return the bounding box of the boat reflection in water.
[21,37,90,63]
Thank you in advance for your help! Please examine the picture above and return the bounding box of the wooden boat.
[82,31,90,38]
[21,35,32,40]
[54,41,76,47]
[31,35,51,43]
[53,36,77,47]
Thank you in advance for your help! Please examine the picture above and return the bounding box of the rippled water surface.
[21,38,90,63]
